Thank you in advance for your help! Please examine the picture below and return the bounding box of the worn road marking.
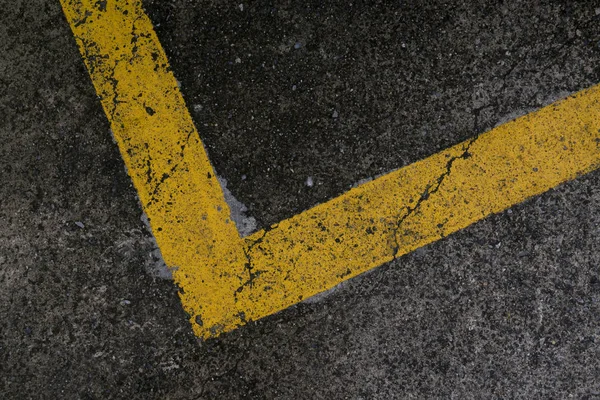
[60,0,248,335]
[62,0,600,339]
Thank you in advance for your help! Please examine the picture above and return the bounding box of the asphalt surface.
[2,0,600,398]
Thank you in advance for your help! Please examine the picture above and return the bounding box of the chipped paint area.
[218,177,257,237]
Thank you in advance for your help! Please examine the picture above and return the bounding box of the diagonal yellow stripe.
[237,87,600,323]
[62,0,600,339]
[60,0,248,334]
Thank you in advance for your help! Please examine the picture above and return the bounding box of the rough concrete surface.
[2,0,600,398]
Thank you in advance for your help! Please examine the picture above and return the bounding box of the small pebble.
[120,299,131,306]
[305,176,314,187]
[294,42,302,49]
[75,221,85,229]
[238,3,244,11]
[332,110,339,118]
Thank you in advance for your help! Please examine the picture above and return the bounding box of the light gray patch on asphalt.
[302,278,351,304]
[352,176,374,188]
[146,247,171,280]
[305,176,314,187]
[136,175,259,278]
[218,176,257,237]
[494,90,574,128]
[139,213,171,279]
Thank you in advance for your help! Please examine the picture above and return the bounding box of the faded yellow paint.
[62,0,600,339]
[238,88,600,322]
[60,0,248,336]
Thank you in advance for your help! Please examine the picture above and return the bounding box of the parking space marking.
[239,86,600,326]
[60,0,249,335]
[63,0,600,339]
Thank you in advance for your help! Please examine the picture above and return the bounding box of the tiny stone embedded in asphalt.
[2,0,600,398]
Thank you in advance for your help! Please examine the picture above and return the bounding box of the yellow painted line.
[62,1,600,339]
[239,88,600,322]
[60,0,249,333]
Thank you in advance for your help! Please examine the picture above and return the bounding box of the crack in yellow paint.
[62,0,600,339]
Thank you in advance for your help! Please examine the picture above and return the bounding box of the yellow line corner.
[62,0,600,339]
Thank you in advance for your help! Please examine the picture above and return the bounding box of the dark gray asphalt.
[145,0,600,228]
[2,0,600,398]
